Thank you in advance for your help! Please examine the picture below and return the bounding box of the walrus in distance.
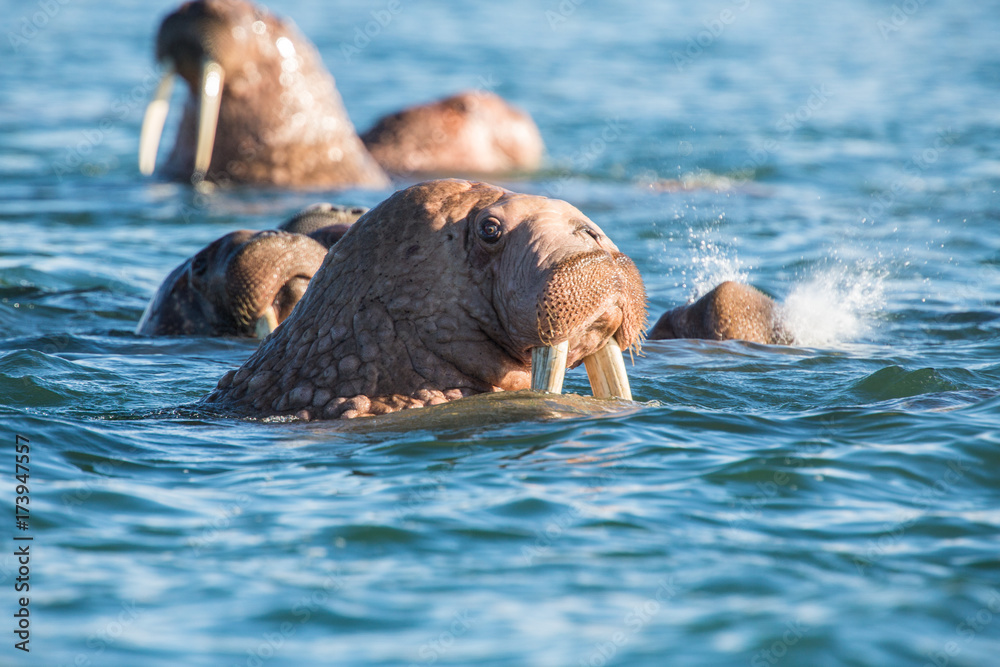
[139,0,544,189]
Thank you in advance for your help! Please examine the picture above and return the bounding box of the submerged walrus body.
[140,0,544,188]
[648,281,792,345]
[204,179,647,419]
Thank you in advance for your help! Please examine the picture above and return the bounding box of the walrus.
[139,0,389,188]
[277,202,368,248]
[137,203,368,338]
[136,229,329,338]
[361,91,545,176]
[647,281,792,345]
[140,1,544,188]
[203,179,647,419]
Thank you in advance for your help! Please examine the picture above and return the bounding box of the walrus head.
[647,281,792,345]
[277,202,368,248]
[361,91,545,176]
[136,229,329,338]
[139,0,388,188]
[204,179,647,419]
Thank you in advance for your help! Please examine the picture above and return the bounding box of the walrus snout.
[531,249,646,400]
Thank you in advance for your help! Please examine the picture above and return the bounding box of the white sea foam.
[679,224,749,300]
[781,263,887,347]
[679,228,887,346]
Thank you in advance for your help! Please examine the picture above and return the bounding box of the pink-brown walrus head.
[648,281,792,345]
[136,229,329,338]
[361,91,545,176]
[139,0,389,189]
[203,179,647,419]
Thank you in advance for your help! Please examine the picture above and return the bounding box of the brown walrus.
[647,281,792,345]
[203,179,647,419]
[136,229,330,338]
[137,204,368,337]
[361,91,544,176]
[140,1,545,188]
[277,202,369,248]
[139,0,389,188]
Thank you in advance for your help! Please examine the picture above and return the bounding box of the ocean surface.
[2,0,999,664]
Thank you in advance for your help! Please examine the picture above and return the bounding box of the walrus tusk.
[254,308,280,340]
[193,59,225,180]
[138,64,176,176]
[582,338,632,401]
[530,341,569,394]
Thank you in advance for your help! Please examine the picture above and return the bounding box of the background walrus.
[140,0,544,188]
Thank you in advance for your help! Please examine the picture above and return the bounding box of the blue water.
[3,0,1000,665]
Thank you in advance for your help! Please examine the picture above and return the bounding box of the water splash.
[782,263,887,347]
[680,222,749,300]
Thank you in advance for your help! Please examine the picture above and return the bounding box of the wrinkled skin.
[204,179,647,419]
[278,202,368,248]
[648,281,792,345]
[153,0,389,188]
[136,229,329,337]
[362,91,545,176]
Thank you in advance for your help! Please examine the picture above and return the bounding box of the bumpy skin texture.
[278,202,368,248]
[362,91,545,176]
[156,0,389,188]
[204,179,646,420]
[136,230,329,337]
[647,281,792,345]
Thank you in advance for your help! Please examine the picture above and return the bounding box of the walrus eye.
[478,216,503,244]
[191,254,209,277]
